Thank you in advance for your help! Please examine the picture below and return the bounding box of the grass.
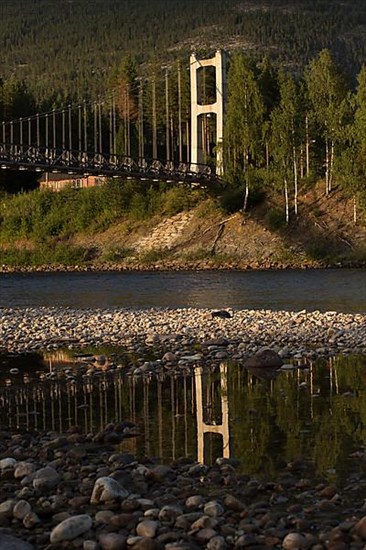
[1,242,96,266]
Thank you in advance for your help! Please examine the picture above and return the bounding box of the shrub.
[266,208,287,230]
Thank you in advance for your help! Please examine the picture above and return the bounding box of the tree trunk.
[284,176,289,224]
[243,179,249,212]
[329,139,334,192]
[293,144,298,216]
[325,139,329,195]
[305,115,310,177]
[300,144,304,179]
[353,196,357,224]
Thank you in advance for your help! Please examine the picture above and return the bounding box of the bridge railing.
[0,143,220,184]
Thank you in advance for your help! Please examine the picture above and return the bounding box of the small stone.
[90,476,129,504]
[195,528,217,543]
[159,505,183,524]
[136,520,158,538]
[185,495,205,508]
[83,541,99,550]
[282,532,309,549]
[204,501,224,518]
[23,512,40,529]
[33,466,60,491]
[0,458,16,470]
[224,494,244,512]
[163,352,177,362]
[355,515,366,540]
[207,535,227,550]
[95,510,115,524]
[13,500,32,520]
[0,499,16,517]
[14,462,36,479]
[99,533,127,550]
[50,514,93,543]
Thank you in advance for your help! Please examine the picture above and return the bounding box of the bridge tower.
[190,50,226,176]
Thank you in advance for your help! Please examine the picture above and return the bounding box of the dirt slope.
[74,183,366,270]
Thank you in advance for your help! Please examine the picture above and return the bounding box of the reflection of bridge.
[195,364,230,463]
[0,51,226,186]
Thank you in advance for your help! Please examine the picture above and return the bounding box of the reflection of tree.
[227,356,366,480]
[1,353,366,480]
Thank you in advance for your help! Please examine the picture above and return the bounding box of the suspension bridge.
[0,51,227,186]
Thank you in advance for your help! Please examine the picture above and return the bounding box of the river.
[1,268,365,312]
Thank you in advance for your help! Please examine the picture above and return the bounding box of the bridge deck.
[0,144,221,185]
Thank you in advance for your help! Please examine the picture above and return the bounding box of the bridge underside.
[0,145,221,186]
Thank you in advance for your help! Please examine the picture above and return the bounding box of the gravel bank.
[0,430,365,549]
[0,307,365,359]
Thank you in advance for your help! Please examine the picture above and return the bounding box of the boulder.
[244,348,283,369]
[90,476,129,504]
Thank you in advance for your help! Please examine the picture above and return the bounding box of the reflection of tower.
[190,50,226,175]
[195,363,230,464]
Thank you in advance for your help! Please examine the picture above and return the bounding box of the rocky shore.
[1,306,366,548]
[0,306,365,360]
[0,429,366,550]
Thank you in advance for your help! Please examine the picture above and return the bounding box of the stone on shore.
[50,514,93,543]
[244,348,283,368]
[90,476,129,504]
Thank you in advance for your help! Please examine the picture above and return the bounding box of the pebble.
[0,307,365,358]
[50,514,93,543]
[90,476,129,504]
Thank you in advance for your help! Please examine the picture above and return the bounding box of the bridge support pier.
[190,50,226,176]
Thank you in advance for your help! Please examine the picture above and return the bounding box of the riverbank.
[1,427,366,549]
[1,306,365,359]
[1,183,365,272]
[1,307,366,549]
[1,257,366,273]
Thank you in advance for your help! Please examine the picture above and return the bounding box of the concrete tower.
[190,49,226,176]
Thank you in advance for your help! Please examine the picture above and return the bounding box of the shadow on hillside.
[255,187,366,264]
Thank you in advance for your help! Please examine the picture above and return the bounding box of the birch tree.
[271,70,301,223]
[336,66,366,222]
[224,53,264,211]
[304,49,347,195]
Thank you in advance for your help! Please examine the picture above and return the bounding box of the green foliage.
[1,242,95,266]
[139,248,172,264]
[101,246,134,262]
[266,208,287,230]
[0,180,202,266]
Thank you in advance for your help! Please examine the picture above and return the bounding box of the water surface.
[1,350,366,484]
[1,269,365,312]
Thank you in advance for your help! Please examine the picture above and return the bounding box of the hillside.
[1,181,365,271]
[1,0,366,102]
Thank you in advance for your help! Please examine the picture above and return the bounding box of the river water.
[1,268,365,312]
[1,350,366,484]
[0,269,365,482]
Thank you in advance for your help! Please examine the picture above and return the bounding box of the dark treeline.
[1,0,366,103]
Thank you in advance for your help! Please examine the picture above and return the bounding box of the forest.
[0,0,366,103]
